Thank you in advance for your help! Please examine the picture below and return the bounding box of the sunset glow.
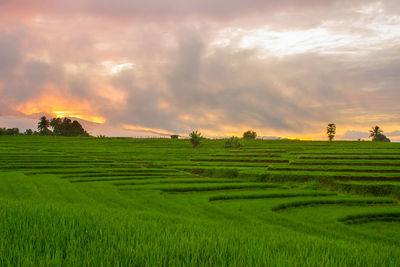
[12,90,106,124]
[53,111,106,124]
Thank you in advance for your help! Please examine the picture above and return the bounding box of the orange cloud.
[96,85,127,106]
[13,83,106,123]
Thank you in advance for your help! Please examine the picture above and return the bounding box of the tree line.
[186,125,391,148]
[0,116,89,137]
[0,118,392,142]
[187,130,257,148]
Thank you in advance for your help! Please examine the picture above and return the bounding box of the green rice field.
[1,136,400,266]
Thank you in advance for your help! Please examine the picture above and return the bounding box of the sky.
[0,0,400,140]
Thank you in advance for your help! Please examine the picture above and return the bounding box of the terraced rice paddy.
[1,136,400,266]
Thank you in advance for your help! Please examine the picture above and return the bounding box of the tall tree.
[189,130,202,148]
[369,126,383,139]
[50,117,62,136]
[71,120,89,137]
[326,123,336,141]
[61,118,73,136]
[37,116,50,135]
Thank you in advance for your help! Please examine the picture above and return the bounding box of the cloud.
[387,130,400,137]
[0,0,400,138]
[98,29,373,135]
[0,33,22,74]
[2,23,400,136]
[338,129,400,141]
[0,0,386,28]
[0,115,37,131]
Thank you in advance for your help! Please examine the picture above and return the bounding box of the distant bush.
[373,134,390,142]
[189,130,202,148]
[243,130,257,139]
[170,135,179,139]
[224,136,243,148]
[5,128,20,135]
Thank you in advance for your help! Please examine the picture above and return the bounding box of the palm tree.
[369,126,390,142]
[326,123,336,141]
[37,116,50,133]
[369,126,383,139]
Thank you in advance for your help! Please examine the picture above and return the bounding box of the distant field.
[1,136,400,266]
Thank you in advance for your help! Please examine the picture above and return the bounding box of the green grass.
[1,136,400,266]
